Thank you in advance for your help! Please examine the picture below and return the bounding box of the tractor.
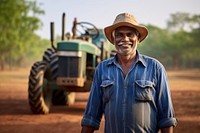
[28,13,114,114]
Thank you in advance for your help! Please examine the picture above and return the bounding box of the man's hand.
[81,126,95,133]
[161,126,173,133]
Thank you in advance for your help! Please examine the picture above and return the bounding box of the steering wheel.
[76,22,100,40]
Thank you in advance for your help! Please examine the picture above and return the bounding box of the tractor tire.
[42,48,56,63]
[50,53,76,105]
[50,53,58,80]
[42,48,56,80]
[28,61,52,114]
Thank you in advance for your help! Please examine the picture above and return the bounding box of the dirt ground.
[0,68,200,133]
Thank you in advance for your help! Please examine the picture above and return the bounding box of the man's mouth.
[117,42,132,46]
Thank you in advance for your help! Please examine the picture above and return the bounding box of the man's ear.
[137,36,141,44]
[111,36,114,45]
[111,30,115,45]
[138,39,140,43]
[112,39,116,45]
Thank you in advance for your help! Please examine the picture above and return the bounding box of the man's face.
[113,26,139,56]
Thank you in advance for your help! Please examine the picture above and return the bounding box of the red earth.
[0,68,199,133]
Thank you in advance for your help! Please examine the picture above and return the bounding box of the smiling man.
[81,13,177,133]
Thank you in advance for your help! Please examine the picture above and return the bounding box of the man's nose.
[122,35,130,41]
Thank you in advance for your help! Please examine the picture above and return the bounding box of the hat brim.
[104,22,148,44]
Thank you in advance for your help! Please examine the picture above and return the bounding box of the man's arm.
[81,126,95,133]
[161,126,173,133]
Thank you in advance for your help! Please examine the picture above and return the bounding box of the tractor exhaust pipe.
[72,17,77,39]
[62,13,65,40]
[50,22,56,50]
[101,41,104,61]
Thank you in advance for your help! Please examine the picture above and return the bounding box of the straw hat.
[104,13,148,43]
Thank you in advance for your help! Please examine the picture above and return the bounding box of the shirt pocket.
[135,80,154,102]
[100,80,114,103]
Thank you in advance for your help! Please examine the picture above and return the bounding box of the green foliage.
[0,4,199,70]
[0,0,47,69]
[138,12,200,69]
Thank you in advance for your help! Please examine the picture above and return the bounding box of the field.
[0,68,200,133]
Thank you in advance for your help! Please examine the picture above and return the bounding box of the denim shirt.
[81,51,177,133]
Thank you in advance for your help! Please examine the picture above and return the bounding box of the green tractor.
[28,13,114,114]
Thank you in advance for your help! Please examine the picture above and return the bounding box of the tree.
[138,25,173,67]
[139,12,200,69]
[167,12,200,68]
[0,0,44,70]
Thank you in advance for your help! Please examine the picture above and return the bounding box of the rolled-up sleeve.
[156,66,178,128]
[158,117,177,128]
[81,115,101,130]
[81,66,103,130]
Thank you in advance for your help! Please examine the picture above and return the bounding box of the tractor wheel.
[50,52,58,80]
[28,61,52,114]
[50,53,76,105]
[41,48,56,79]
[42,48,56,63]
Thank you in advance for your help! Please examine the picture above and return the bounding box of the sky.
[35,0,200,39]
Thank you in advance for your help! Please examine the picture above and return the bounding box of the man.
[81,13,177,133]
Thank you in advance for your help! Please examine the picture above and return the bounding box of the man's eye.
[115,33,123,38]
[127,33,134,37]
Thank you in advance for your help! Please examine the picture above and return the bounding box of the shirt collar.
[107,50,147,67]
